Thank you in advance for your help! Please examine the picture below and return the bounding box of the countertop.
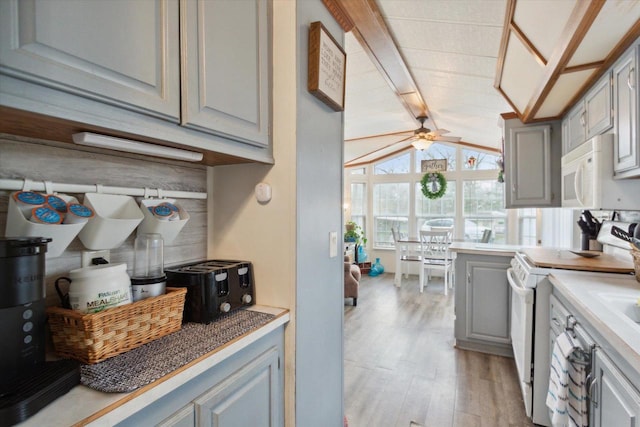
[17,306,289,427]
[448,241,525,256]
[549,270,640,374]
[523,247,634,273]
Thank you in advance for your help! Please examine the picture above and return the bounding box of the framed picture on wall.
[308,21,346,112]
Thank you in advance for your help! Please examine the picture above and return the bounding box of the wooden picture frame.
[308,21,346,112]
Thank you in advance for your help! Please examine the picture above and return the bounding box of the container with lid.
[55,263,132,314]
[131,233,166,301]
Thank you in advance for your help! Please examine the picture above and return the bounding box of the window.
[518,208,537,246]
[462,148,502,171]
[415,143,457,172]
[415,180,456,232]
[350,182,367,232]
[374,152,410,174]
[463,180,506,243]
[373,182,409,248]
[350,167,366,175]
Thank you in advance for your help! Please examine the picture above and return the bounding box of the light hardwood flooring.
[344,273,535,427]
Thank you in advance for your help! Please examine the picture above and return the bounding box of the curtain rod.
[0,179,207,200]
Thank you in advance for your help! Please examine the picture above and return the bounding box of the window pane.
[415,180,456,231]
[350,182,367,235]
[462,149,501,170]
[414,143,457,172]
[350,167,366,175]
[373,182,409,248]
[463,180,506,243]
[374,152,411,174]
[519,208,537,246]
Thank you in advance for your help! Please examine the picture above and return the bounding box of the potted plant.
[344,221,367,263]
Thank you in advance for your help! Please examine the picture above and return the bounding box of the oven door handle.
[507,268,534,304]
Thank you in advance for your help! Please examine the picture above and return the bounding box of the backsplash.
[0,133,208,307]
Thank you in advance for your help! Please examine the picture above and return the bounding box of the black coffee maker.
[0,237,79,426]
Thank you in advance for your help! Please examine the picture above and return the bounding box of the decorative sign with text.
[308,21,346,112]
[421,159,448,173]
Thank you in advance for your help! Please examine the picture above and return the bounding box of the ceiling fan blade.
[429,129,451,136]
[432,136,462,143]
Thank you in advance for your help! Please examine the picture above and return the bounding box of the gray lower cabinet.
[157,404,196,427]
[194,347,280,427]
[591,350,640,427]
[502,116,561,208]
[613,44,640,177]
[117,327,284,427]
[454,252,512,356]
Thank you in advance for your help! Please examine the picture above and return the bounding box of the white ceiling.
[344,0,512,162]
[343,0,640,164]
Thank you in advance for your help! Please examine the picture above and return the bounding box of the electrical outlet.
[81,250,111,267]
[329,231,338,258]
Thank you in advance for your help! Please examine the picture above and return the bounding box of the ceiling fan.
[407,116,461,150]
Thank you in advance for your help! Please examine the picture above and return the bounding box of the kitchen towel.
[80,309,276,393]
[546,331,588,427]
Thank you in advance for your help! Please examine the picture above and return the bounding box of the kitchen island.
[449,242,521,356]
[17,306,289,427]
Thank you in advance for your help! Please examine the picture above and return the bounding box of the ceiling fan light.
[411,138,432,151]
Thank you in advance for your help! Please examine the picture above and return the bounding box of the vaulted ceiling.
[325,0,640,166]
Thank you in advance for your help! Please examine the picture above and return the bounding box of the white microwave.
[561,134,639,210]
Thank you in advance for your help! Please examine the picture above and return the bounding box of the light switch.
[329,231,338,258]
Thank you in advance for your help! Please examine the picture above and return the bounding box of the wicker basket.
[47,287,187,364]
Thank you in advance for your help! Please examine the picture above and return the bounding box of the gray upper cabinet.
[181,0,270,147]
[562,72,613,155]
[0,0,180,121]
[612,45,640,177]
[503,117,561,208]
[0,0,273,164]
[564,102,587,154]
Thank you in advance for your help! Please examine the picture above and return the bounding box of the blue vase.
[357,245,368,263]
[368,258,384,276]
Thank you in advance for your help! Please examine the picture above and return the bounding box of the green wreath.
[421,172,447,199]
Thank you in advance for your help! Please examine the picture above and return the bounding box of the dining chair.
[481,229,492,243]
[419,229,453,295]
[391,227,421,284]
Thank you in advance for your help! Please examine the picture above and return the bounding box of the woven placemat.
[80,310,276,393]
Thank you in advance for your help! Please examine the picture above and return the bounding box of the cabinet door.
[0,0,180,121]
[613,47,639,176]
[505,124,554,207]
[465,260,512,344]
[181,0,270,148]
[591,350,640,427]
[195,347,281,427]
[565,103,587,153]
[585,71,613,138]
[157,404,195,427]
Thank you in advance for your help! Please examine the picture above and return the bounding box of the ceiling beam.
[322,0,433,128]
[521,0,604,121]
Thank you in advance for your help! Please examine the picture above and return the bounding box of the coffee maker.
[0,237,79,426]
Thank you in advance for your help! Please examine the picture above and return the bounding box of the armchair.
[344,256,361,306]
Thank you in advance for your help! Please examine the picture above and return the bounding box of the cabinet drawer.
[549,294,570,336]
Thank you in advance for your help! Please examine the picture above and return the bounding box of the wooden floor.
[344,273,535,427]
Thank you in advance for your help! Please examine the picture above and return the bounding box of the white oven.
[507,252,553,427]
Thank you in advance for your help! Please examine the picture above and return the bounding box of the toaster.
[165,260,255,324]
